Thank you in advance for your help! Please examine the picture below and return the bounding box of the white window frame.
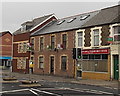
[76,29,85,48]
[91,27,102,47]
[109,23,120,42]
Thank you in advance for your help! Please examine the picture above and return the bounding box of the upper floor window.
[21,25,26,32]
[18,43,23,53]
[62,34,67,49]
[93,29,99,46]
[113,26,120,41]
[77,32,83,47]
[61,56,67,71]
[31,38,34,50]
[23,42,27,53]
[18,42,28,53]
[40,37,44,51]
[51,36,55,49]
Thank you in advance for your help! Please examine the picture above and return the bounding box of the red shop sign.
[82,49,110,54]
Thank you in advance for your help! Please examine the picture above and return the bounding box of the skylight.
[80,14,90,20]
[67,17,76,23]
[57,20,65,25]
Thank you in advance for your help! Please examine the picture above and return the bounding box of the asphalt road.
[1,80,120,96]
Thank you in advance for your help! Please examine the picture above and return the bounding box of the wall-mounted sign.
[107,37,113,44]
[82,48,110,54]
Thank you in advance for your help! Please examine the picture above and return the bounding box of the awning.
[0,56,12,59]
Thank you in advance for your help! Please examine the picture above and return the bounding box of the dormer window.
[80,14,90,20]
[21,25,26,32]
[57,20,65,25]
[67,17,76,23]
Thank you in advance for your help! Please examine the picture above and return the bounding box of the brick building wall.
[32,30,76,77]
[12,16,57,73]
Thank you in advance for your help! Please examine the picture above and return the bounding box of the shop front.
[76,48,111,80]
[111,42,120,81]
[0,56,12,69]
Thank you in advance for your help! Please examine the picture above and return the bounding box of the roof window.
[80,14,90,20]
[67,17,76,23]
[57,20,65,25]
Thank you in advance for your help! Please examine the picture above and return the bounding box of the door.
[113,55,119,80]
[50,56,54,74]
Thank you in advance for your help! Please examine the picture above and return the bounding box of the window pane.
[39,57,44,68]
[114,35,120,41]
[89,55,94,59]
[94,29,99,35]
[113,26,120,34]
[40,37,44,50]
[51,36,55,49]
[61,56,67,71]
[102,54,108,59]
[83,55,89,59]
[94,55,101,59]
[63,34,66,41]
[94,36,99,46]
[62,34,67,49]
[77,32,83,47]
[78,32,82,36]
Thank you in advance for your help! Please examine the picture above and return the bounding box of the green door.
[114,55,119,80]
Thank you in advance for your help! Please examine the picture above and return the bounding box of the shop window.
[113,26,120,41]
[62,34,67,49]
[82,60,108,72]
[83,55,89,59]
[94,55,101,59]
[89,55,94,60]
[39,56,44,69]
[40,37,44,51]
[82,54,108,60]
[102,54,108,59]
[61,56,67,71]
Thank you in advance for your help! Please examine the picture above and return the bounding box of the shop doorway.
[50,56,54,74]
[113,55,119,80]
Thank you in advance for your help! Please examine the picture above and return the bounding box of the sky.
[1,1,119,33]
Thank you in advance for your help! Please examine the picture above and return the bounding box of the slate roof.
[13,14,54,35]
[82,5,120,28]
[31,10,99,36]
[0,31,12,37]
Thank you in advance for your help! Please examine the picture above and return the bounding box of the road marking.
[99,91,113,94]
[29,90,39,96]
[31,88,61,96]
[0,89,29,94]
[104,87,118,90]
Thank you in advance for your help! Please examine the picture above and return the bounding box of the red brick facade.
[0,31,12,67]
[12,16,57,73]
[32,30,76,77]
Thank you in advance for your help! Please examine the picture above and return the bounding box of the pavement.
[1,69,119,89]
